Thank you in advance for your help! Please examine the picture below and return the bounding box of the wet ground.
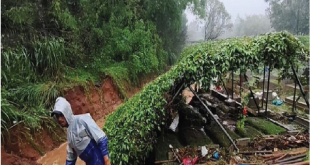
[37,113,106,164]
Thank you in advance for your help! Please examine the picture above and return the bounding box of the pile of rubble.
[155,144,225,165]
[155,133,309,165]
[234,133,309,165]
[232,147,309,165]
[251,133,309,151]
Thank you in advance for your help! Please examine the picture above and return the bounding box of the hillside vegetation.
[1,0,193,139]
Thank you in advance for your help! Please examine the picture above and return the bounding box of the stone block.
[236,138,250,147]
[263,90,273,101]
[247,97,260,109]
[257,80,278,90]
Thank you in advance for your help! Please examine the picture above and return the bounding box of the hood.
[51,97,74,125]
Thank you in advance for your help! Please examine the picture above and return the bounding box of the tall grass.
[1,48,35,87]
[2,38,67,88]
[1,96,18,137]
[1,37,67,136]
[1,42,63,140]
[10,82,59,108]
[1,85,59,141]
[31,38,67,77]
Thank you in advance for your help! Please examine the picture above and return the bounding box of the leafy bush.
[297,36,309,51]
[3,4,36,25]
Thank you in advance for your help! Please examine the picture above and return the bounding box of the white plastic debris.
[235,156,242,162]
[254,92,263,99]
[288,136,296,141]
[272,92,278,99]
[201,146,208,157]
[227,98,233,102]
[169,144,173,149]
[200,127,207,135]
[169,114,179,132]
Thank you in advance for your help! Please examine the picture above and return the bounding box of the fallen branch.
[169,146,182,163]
[277,154,306,163]
[278,158,304,165]
[263,153,285,163]
[275,153,288,162]
[290,161,310,165]
[289,148,309,155]
[155,160,176,164]
[8,120,24,130]
[262,153,285,158]
[261,148,308,158]
[239,150,273,154]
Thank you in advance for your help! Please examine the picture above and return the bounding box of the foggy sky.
[220,0,269,20]
[185,0,270,41]
[186,0,270,24]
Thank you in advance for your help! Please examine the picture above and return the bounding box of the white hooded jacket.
[52,97,106,161]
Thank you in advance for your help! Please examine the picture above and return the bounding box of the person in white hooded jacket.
[51,97,111,165]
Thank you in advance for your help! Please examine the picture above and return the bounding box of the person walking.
[51,97,111,165]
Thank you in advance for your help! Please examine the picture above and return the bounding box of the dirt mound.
[65,77,122,120]
[1,125,64,165]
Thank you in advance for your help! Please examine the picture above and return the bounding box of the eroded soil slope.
[2,77,122,165]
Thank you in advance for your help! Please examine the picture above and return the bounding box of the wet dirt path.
[37,116,107,165]
[36,76,156,165]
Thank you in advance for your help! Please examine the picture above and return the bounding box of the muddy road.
[37,119,106,165]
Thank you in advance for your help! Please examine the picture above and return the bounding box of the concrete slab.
[248,97,260,109]
[285,96,308,110]
[267,118,296,131]
[211,90,242,107]
[281,79,294,86]
[236,138,250,147]
[294,116,310,129]
[286,84,301,90]
[257,80,278,90]
[287,130,300,135]
[282,124,297,131]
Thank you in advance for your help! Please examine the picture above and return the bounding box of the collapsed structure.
[103,31,309,165]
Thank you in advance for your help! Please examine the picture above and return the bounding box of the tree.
[145,0,192,64]
[234,14,273,37]
[172,12,188,55]
[203,0,232,40]
[266,0,309,35]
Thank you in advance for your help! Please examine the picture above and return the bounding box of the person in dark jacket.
[51,97,111,165]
